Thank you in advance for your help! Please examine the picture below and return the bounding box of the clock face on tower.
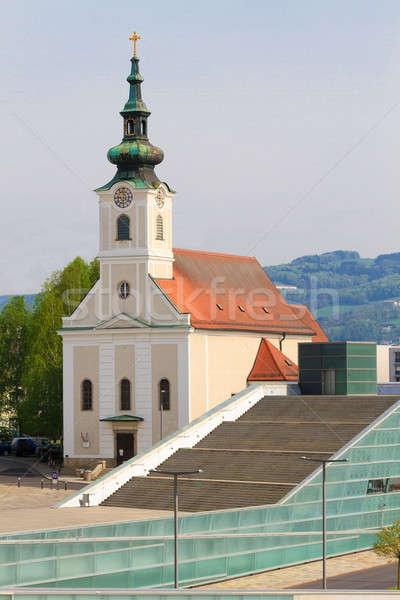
[114,187,133,208]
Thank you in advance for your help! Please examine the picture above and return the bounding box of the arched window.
[120,379,131,410]
[159,378,170,411]
[119,281,130,299]
[156,215,164,241]
[141,120,147,136]
[81,379,93,411]
[117,215,130,240]
[127,119,134,135]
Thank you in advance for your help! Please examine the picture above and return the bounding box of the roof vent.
[238,305,245,312]
[262,307,269,313]
[216,304,223,311]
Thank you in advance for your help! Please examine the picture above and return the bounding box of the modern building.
[377,345,400,382]
[6,387,400,589]
[299,342,377,396]
[59,50,327,471]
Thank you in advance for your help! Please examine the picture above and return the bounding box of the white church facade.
[60,45,327,471]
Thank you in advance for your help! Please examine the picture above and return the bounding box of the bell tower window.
[126,119,134,135]
[117,215,130,240]
[141,120,147,136]
[156,215,164,241]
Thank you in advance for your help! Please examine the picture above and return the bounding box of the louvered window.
[117,215,130,240]
[82,379,93,411]
[156,215,164,240]
[127,120,134,135]
[159,378,170,410]
[120,379,131,410]
[119,281,130,299]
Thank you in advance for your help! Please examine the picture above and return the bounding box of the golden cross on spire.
[129,31,141,57]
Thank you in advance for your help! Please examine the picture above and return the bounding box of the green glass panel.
[300,358,322,369]
[321,343,346,355]
[347,369,377,381]
[335,382,347,394]
[376,413,400,428]
[299,343,322,357]
[347,382,377,394]
[322,356,346,369]
[298,369,322,381]
[347,343,376,356]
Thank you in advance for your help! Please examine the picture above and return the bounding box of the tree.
[0,296,29,431]
[20,256,99,437]
[373,520,400,589]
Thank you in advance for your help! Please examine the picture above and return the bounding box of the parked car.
[10,437,37,457]
[31,437,50,457]
[0,440,11,455]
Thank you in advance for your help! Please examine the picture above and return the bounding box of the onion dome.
[96,51,164,191]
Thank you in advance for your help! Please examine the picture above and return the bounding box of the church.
[59,37,327,471]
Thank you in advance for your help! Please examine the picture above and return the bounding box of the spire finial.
[129,31,141,58]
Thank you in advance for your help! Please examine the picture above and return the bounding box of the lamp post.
[300,456,348,589]
[160,399,164,440]
[150,468,202,588]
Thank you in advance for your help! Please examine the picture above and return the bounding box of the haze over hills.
[264,250,400,344]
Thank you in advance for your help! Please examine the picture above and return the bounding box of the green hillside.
[264,250,400,343]
[0,295,36,311]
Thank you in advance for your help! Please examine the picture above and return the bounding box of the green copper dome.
[96,55,164,191]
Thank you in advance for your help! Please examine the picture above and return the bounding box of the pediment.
[95,313,150,330]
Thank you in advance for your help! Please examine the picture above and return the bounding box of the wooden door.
[116,433,134,466]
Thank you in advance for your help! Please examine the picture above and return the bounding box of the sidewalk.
[199,550,395,590]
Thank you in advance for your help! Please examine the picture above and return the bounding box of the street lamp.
[150,468,203,588]
[300,456,348,589]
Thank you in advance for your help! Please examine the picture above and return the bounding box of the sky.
[2,0,400,293]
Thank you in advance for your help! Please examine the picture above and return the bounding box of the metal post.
[300,456,348,591]
[173,473,178,589]
[322,461,327,590]
[160,401,164,441]
[149,468,202,589]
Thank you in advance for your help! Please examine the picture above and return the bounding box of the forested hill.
[0,295,36,311]
[264,250,400,343]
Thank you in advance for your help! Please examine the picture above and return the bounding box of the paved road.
[0,455,84,490]
[289,562,397,590]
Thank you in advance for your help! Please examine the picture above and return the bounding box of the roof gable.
[289,304,329,342]
[248,339,299,381]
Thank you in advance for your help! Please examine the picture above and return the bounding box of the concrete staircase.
[102,395,397,512]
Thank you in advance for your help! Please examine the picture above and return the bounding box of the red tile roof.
[155,248,320,335]
[248,339,299,381]
[289,304,329,342]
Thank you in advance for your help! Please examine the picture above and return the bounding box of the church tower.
[60,34,326,473]
[95,38,174,321]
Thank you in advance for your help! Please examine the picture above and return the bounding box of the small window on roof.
[262,307,269,313]
[285,359,293,366]
[216,304,223,311]
[238,305,245,312]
